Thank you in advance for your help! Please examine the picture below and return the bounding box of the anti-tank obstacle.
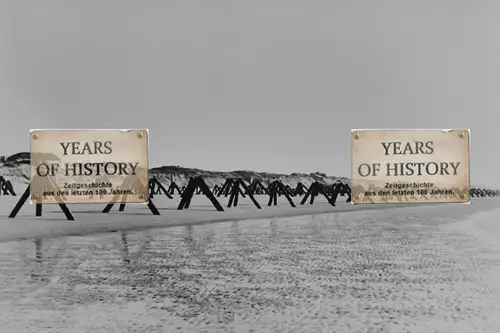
[181,177,206,195]
[267,182,293,196]
[104,177,171,214]
[102,177,161,215]
[283,184,295,196]
[196,186,203,195]
[487,189,500,196]
[167,182,183,195]
[267,180,295,207]
[246,179,268,196]
[0,176,16,196]
[470,188,484,198]
[177,176,224,211]
[470,188,500,197]
[149,178,173,199]
[221,178,261,209]
[300,181,335,206]
[9,184,74,220]
[330,182,352,203]
[217,179,229,197]
[212,184,221,194]
[177,178,206,195]
[217,178,236,197]
[293,182,308,196]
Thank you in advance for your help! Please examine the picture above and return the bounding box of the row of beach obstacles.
[2,176,352,221]
[1,174,499,221]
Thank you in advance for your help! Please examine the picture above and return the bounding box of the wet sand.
[0,194,420,242]
[0,198,499,332]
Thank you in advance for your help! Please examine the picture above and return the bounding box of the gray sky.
[1,0,499,186]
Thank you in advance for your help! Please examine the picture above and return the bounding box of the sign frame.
[350,128,471,205]
[29,128,150,205]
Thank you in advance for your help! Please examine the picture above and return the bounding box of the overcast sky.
[1,0,499,186]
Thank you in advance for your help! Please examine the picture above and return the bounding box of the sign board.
[350,129,470,204]
[30,129,149,204]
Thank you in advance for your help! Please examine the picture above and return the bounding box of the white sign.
[351,129,470,204]
[30,129,149,204]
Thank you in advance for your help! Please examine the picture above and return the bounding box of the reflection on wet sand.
[117,231,156,271]
[270,218,277,239]
[1,201,500,332]
[183,224,196,255]
[34,238,42,272]
[231,220,239,236]
[199,226,215,248]
[119,232,130,266]
[229,220,243,248]
[308,214,331,238]
[30,238,66,283]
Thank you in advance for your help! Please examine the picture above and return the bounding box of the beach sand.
[0,198,500,331]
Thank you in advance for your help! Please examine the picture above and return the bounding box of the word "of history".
[34,140,140,177]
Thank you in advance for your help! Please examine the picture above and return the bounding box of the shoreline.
[0,198,432,243]
[0,191,493,243]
